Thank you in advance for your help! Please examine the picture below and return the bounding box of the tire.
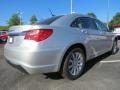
[111,40,118,54]
[62,47,86,80]
[1,38,7,42]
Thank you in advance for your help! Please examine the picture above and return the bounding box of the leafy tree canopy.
[8,13,21,26]
[109,12,120,27]
[87,12,97,18]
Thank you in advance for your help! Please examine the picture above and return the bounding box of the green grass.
[0,26,9,31]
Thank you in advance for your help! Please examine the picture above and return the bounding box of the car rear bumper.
[5,58,57,74]
[4,46,62,74]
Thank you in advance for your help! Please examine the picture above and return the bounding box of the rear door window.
[71,17,91,29]
[78,17,91,29]
[88,18,99,30]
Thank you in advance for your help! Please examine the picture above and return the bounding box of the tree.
[109,12,120,27]
[87,12,97,18]
[30,15,38,24]
[8,13,21,26]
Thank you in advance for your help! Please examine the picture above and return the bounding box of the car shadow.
[83,52,111,75]
[44,52,114,80]
[44,72,63,80]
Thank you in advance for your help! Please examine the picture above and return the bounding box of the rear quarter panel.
[41,26,90,71]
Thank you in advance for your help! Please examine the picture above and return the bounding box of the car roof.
[50,13,96,27]
[64,13,94,18]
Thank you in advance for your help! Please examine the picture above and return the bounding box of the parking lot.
[0,42,120,90]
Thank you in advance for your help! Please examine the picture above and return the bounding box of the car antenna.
[48,8,55,16]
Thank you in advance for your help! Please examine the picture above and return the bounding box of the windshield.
[37,16,63,25]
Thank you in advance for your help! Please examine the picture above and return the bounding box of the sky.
[0,0,120,25]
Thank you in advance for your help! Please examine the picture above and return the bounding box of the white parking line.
[100,60,120,63]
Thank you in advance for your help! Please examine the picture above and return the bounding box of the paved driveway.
[0,42,120,90]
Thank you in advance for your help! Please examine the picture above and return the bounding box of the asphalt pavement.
[0,42,120,90]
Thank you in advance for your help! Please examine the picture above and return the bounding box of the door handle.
[81,30,88,34]
[99,32,104,35]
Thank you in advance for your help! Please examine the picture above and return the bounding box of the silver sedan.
[4,13,118,80]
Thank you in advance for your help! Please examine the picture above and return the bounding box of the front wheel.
[62,47,86,80]
[111,40,118,54]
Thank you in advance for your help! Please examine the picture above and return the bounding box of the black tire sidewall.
[112,40,118,54]
[62,48,86,80]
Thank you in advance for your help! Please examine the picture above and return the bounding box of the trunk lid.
[7,25,52,47]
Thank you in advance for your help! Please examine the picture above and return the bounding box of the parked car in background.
[4,13,118,80]
[0,30,8,42]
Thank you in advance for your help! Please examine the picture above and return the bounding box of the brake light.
[0,33,8,37]
[24,29,53,42]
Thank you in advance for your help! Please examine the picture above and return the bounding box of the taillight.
[24,29,53,42]
[0,33,8,37]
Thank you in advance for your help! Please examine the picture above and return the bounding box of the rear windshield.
[37,16,63,25]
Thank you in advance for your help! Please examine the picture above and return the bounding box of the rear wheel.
[1,38,7,42]
[62,47,86,80]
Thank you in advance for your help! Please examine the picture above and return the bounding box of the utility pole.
[107,0,110,28]
[70,0,73,14]
[17,11,22,25]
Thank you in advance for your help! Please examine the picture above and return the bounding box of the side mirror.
[78,24,82,29]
